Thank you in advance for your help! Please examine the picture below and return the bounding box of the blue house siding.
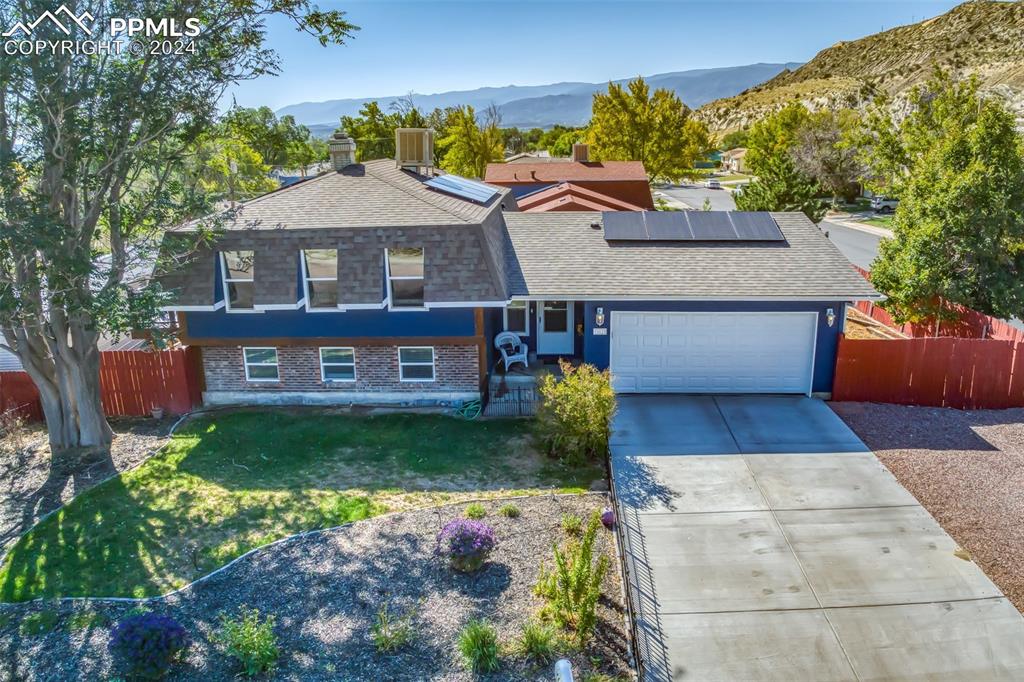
[580,300,846,394]
[185,306,477,340]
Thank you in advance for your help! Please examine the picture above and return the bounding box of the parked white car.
[704,178,722,190]
[871,196,899,214]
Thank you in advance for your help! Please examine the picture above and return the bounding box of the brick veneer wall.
[202,344,479,393]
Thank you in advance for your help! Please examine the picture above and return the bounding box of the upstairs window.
[386,247,425,308]
[504,301,529,335]
[303,249,338,309]
[222,251,255,311]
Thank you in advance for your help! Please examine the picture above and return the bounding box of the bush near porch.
[0,410,603,601]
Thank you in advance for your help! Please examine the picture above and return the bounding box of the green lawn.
[863,215,894,228]
[0,411,601,601]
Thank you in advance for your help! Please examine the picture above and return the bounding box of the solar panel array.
[602,211,785,242]
[425,174,499,203]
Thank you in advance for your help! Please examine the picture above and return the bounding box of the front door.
[537,300,574,355]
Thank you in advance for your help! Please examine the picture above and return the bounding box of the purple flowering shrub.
[436,519,497,572]
[108,613,190,679]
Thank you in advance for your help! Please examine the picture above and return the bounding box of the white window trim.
[319,346,357,383]
[503,301,530,335]
[385,248,428,312]
[398,346,435,382]
[242,346,280,382]
[221,251,260,314]
[301,249,339,313]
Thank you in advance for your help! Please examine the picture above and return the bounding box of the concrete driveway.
[611,395,1024,681]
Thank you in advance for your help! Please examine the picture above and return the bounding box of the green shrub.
[537,361,615,465]
[214,607,279,677]
[498,504,521,518]
[457,618,500,673]
[19,610,59,636]
[371,601,417,653]
[561,513,583,536]
[515,619,557,663]
[464,503,487,519]
[535,512,610,644]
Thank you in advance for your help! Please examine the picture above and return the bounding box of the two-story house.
[156,129,878,407]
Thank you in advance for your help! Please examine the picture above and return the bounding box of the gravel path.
[832,401,1024,612]
[0,494,631,681]
[0,417,176,553]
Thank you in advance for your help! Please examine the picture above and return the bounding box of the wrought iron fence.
[483,383,540,417]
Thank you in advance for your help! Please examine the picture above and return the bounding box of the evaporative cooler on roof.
[601,211,785,242]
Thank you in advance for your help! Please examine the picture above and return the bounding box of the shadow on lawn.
[0,474,176,602]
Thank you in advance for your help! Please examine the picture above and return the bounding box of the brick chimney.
[328,131,357,170]
[571,143,589,163]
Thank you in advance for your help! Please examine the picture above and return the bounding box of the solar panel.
[729,212,786,241]
[643,211,692,240]
[602,211,786,242]
[687,211,739,240]
[602,211,648,239]
[424,174,498,203]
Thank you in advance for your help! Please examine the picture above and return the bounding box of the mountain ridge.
[277,62,802,132]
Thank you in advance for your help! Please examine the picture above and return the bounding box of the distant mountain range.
[697,1,1024,132]
[277,63,802,134]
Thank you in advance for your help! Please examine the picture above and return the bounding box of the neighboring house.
[516,182,645,213]
[721,147,748,173]
[0,334,20,372]
[484,144,656,210]
[155,130,878,407]
[504,151,553,163]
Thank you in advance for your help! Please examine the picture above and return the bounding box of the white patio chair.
[494,331,529,372]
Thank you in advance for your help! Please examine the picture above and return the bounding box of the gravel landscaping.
[832,401,1024,612]
[0,494,632,681]
[0,416,175,552]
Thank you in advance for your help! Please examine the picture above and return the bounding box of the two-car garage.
[609,311,818,395]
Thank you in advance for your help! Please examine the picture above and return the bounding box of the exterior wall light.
[826,307,837,327]
[595,307,606,326]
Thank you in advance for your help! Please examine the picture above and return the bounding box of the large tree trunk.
[8,311,113,456]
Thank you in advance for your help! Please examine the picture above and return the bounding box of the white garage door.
[610,311,817,394]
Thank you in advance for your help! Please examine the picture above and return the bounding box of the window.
[386,247,425,308]
[504,301,529,335]
[222,251,255,311]
[398,346,434,381]
[303,249,338,309]
[320,347,356,382]
[243,347,279,381]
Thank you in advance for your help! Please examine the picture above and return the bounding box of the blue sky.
[226,0,963,112]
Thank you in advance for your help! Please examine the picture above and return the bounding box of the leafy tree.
[549,129,584,157]
[586,77,711,181]
[0,0,356,454]
[437,105,504,178]
[734,152,825,222]
[341,101,398,161]
[191,138,278,203]
[744,102,810,175]
[719,129,749,151]
[870,82,1024,323]
[790,109,865,203]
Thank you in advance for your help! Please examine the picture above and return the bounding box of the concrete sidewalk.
[611,395,1024,681]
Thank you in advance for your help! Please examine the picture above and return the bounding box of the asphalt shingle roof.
[502,211,880,300]
[217,159,511,230]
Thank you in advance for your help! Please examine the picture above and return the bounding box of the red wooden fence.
[833,334,1024,409]
[851,266,1024,342]
[0,347,203,421]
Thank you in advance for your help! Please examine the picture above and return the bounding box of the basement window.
[222,251,255,311]
[398,346,435,382]
[386,247,425,309]
[243,347,279,382]
[303,249,338,309]
[320,347,356,382]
